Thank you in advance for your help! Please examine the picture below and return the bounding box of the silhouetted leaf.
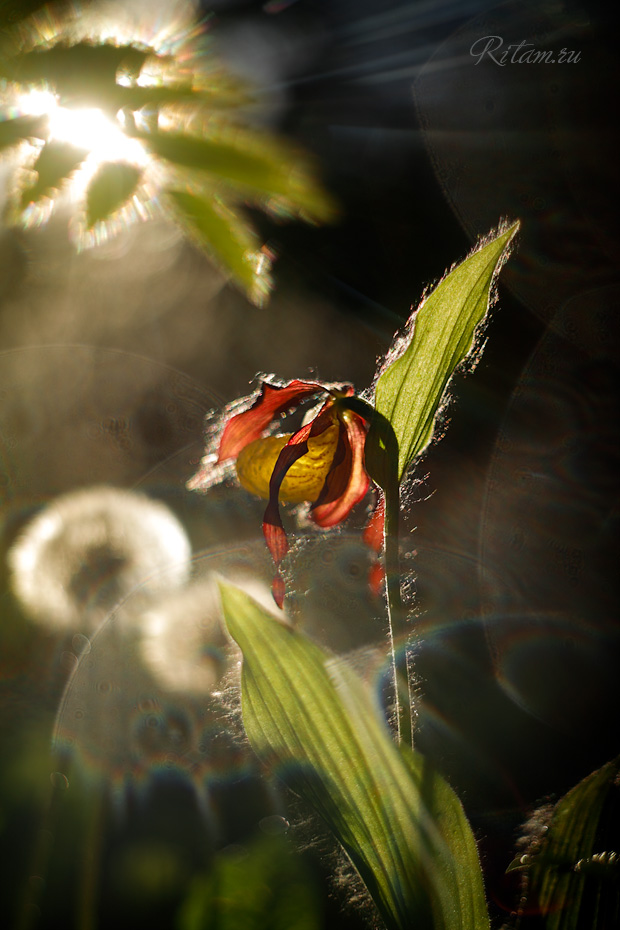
[85,161,142,228]
[220,583,490,930]
[9,42,152,111]
[370,221,519,481]
[166,188,271,304]
[0,115,48,153]
[1,36,334,271]
[511,758,620,930]
[20,140,88,207]
[111,83,235,112]
[139,128,336,223]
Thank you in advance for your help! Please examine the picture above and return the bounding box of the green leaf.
[9,42,151,110]
[220,583,490,930]
[398,746,495,929]
[20,140,88,207]
[178,834,321,930]
[166,188,271,305]
[85,161,142,228]
[513,758,620,930]
[139,128,336,223]
[371,222,519,481]
[0,115,48,154]
[111,83,239,113]
[4,41,235,117]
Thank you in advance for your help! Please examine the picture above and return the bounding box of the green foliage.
[85,161,142,228]
[178,834,321,930]
[1,29,335,303]
[140,128,336,223]
[2,41,241,114]
[370,222,519,481]
[508,758,620,930]
[220,583,490,930]
[167,189,270,306]
[20,140,88,207]
[4,42,151,111]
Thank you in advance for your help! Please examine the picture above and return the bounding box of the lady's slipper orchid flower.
[188,378,380,606]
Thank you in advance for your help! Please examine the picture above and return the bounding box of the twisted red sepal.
[271,572,286,610]
[367,561,386,597]
[363,493,385,552]
[262,406,335,603]
[362,494,386,596]
[311,410,369,528]
[218,379,325,462]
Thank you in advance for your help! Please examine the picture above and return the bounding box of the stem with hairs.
[342,395,412,747]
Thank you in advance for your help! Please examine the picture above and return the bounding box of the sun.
[0,12,332,298]
[17,87,148,167]
[12,86,152,238]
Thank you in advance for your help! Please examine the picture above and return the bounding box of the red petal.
[262,407,336,602]
[262,408,334,553]
[363,495,386,598]
[311,411,370,528]
[218,379,326,462]
[263,508,290,564]
[362,494,385,553]
[263,507,290,607]
[368,561,385,597]
[272,572,286,609]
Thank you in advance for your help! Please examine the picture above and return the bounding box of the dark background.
[1,0,618,927]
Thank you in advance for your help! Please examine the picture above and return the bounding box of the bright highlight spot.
[17,89,148,167]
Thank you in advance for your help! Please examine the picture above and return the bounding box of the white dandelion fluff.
[138,579,230,696]
[8,486,191,633]
[138,575,283,696]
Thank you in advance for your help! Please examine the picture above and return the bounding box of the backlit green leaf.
[512,758,620,930]
[220,583,490,930]
[20,140,88,208]
[9,42,151,110]
[112,83,241,112]
[371,222,519,481]
[139,128,336,223]
[85,161,142,228]
[166,188,271,306]
[1,35,334,272]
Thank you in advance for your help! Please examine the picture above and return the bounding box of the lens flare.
[17,88,149,167]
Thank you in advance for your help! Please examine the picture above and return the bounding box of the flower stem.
[340,395,412,747]
[383,476,413,748]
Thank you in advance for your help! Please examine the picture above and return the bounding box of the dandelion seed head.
[139,579,231,696]
[9,486,191,633]
[139,574,281,696]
